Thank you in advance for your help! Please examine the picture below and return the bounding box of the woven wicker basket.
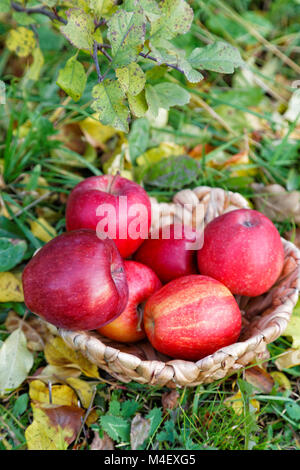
[59,186,300,387]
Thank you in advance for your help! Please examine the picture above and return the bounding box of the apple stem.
[107,171,120,194]
[136,302,146,332]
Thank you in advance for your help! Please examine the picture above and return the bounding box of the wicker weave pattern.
[59,187,300,387]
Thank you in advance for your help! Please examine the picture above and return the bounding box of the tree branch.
[139,52,184,74]
[11,1,67,25]
[93,41,103,83]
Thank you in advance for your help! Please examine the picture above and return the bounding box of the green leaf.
[143,155,201,189]
[128,90,148,118]
[145,84,161,117]
[0,80,5,105]
[146,407,163,437]
[121,400,140,419]
[0,238,27,272]
[0,329,34,396]
[128,117,150,164]
[108,9,146,68]
[60,8,94,52]
[56,55,87,102]
[189,41,244,74]
[285,402,300,422]
[150,0,193,40]
[150,82,190,110]
[100,415,130,443]
[0,0,10,13]
[116,63,146,96]
[91,79,130,133]
[124,0,161,20]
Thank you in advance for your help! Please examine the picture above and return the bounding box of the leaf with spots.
[91,79,130,133]
[150,0,193,41]
[60,8,95,52]
[116,63,146,96]
[107,9,146,68]
[6,27,36,58]
[189,41,244,74]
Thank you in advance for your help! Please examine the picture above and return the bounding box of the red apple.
[197,208,285,297]
[22,229,128,331]
[98,260,162,343]
[143,275,242,361]
[133,223,199,284]
[65,174,152,258]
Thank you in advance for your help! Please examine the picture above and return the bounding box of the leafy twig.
[11,1,67,25]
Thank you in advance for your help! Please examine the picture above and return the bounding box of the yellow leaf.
[25,47,44,81]
[79,113,117,148]
[136,142,185,166]
[0,272,24,302]
[30,217,57,243]
[275,348,300,370]
[270,372,291,391]
[281,300,300,348]
[29,379,79,407]
[66,377,95,409]
[6,27,36,58]
[44,336,100,379]
[25,403,84,450]
[224,390,260,416]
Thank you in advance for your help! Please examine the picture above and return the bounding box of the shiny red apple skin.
[197,209,285,297]
[65,175,152,258]
[133,223,198,284]
[22,229,129,331]
[143,275,242,361]
[98,260,162,343]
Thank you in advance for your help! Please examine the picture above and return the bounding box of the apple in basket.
[197,208,285,297]
[143,275,242,361]
[98,260,162,343]
[133,223,199,284]
[65,174,152,258]
[22,229,128,331]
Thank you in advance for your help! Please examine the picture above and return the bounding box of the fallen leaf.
[65,377,95,409]
[44,336,100,379]
[224,390,260,416]
[32,364,82,384]
[281,303,300,348]
[0,328,34,396]
[5,311,45,351]
[90,431,115,450]
[161,390,180,413]
[0,272,24,302]
[130,413,151,450]
[244,366,274,393]
[275,348,300,370]
[78,114,117,148]
[25,403,84,450]
[6,27,36,58]
[252,183,300,224]
[30,217,57,243]
[29,379,79,407]
[270,372,291,391]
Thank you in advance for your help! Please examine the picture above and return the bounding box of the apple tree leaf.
[150,0,193,41]
[0,328,34,396]
[189,41,244,74]
[60,8,94,52]
[145,82,190,114]
[91,79,130,133]
[0,237,27,272]
[25,47,44,81]
[6,26,36,58]
[56,55,87,102]
[143,155,201,190]
[0,272,24,302]
[116,62,146,96]
[107,9,146,68]
[128,90,148,118]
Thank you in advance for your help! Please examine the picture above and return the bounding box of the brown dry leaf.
[130,413,151,450]
[188,143,214,159]
[252,183,300,224]
[29,379,79,407]
[90,431,115,450]
[285,228,300,250]
[244,366,275,393]
[44,336,100,379]
[25,403,84,450]
[275,348,300,370]
[5,311,45,351]
[161,390,180,413]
